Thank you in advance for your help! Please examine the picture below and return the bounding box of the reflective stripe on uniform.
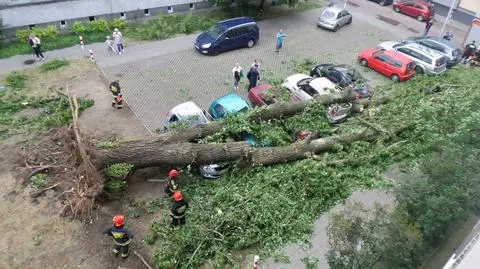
[114,239,132,246]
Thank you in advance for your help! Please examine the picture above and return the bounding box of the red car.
[393,0,434,21]
[358,48,416,82]
[247,83,300,106]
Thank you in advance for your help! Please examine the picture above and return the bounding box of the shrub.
[105,163,134,179]
[42,25,60,39]
[15,29,31,42]
[104,180,128,194]
[109,18,127,30]
[71,21,87,35]
[28,174,49,189]
[87,19,110,33]
[40,59,70,72]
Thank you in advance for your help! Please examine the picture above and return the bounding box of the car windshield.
[392,43,403,49]
[297,78,313,87]
[322,10,336,19]
[206,24,225,39]
[452,49,461,57]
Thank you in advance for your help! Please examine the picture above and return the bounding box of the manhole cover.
[24,59,35,65]
[348,2,360,7]
[376,15,400,26]
[407,27,420,33]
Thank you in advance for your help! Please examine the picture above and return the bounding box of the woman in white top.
[112,28,124,54]
[232,63,243,90]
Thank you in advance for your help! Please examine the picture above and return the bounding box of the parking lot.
[100,8,402,133]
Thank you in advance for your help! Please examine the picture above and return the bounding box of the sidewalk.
[0,3,470,75]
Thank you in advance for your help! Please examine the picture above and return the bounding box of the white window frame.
[60,20,67,28]
[144,8,150,16]
[167,6,173,13]
[120,12,127,19]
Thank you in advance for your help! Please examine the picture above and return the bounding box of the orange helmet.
[168,169,179,178]
[173,191,183,202]
[113,214,125,227]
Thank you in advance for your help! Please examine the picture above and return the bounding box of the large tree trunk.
[94,126,407,168]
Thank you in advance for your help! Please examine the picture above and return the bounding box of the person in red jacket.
[164,169,181,197]
[171,191,189,228]
[103,214,134,258]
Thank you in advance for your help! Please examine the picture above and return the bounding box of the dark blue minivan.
[195,17,259,55]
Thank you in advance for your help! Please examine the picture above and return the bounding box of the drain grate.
[24,59,35,65]
[376,15,400,26]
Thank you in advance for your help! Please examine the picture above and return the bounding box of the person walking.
[232,63,243,91]
[28,34,45,61]
[170,191,189,228]
[109,78,123,109]
[164,169,181,197]
[423,19,434,37]
[105,35,117,55]
[275,29,286,53]
[462,40,477,64]
[103,214,134,259]
[112,28,124,54]
[247,64,260,90]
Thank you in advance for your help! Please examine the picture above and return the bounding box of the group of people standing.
[106,28,125,55]
[232,59,262,91]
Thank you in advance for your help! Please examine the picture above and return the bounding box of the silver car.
[404,36,462,67]
[377,41,447,75]
[317,7,352,32]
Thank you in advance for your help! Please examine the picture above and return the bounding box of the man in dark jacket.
[171,191,189,228]
[248,65,260,90]
[103,214,134,258]
[462,40,477,63]
[163,169,181,197]
[109,78,123,109]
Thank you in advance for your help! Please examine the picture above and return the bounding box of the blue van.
[195,17,259,55]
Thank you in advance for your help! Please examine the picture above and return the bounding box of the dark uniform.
[103,225,133,258]
[109,80,123,109]
[164,177,180,197]
[171,198,189,227]
[462,41,477,62]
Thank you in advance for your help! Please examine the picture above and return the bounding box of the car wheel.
[360,59,368,67]
[391,74,400,82]
[394,6,401,12]
[247,39,255,48]
[347,17,352,24]
[379,0,386,5]
[417,15,424,21]
[415,65,424,74]
[333,25,339,32]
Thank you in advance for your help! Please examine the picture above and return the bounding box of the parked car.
[367,0,394,6]
[404,36,462,67]
[247,83,300,106]
[310,64,374,99]
[317,6,352,32]
[208,93,251,120]
[163,102,228,179]
[163,101,210,131]
[393,0,434,21]
[194,17,259,55]
[282,74,352,124]
[358,48,416,82]
[377,41,447,75]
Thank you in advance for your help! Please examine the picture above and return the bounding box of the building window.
[144,9,150,16]
[29,24,36,30]
[120,12,126,19]
[189,3,195,9]
[167,6,173,13]
[89,16,95,22]
[60,20,67,28]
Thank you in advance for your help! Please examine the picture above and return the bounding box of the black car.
[310,63,374,99]
[367,0,393,6]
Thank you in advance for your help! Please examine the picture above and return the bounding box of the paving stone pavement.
[100,11,399,134]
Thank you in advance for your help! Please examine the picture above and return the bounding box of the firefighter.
[103,214,134,258]
[163,169,181,197]
[170,191,189,228]
[109,78,123,109]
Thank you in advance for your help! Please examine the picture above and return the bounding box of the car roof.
[219,17,256,29]
[170,101,206,119]
[286,74,312,84]
[309,78,337,94]
[250,83,273,96]
[425,36,459,50]
[323,6,345,13]
[382,49,414,63]
[214,93,250,112]
[402,42,445,58]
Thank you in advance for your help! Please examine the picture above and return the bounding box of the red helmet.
[168,169,179,178]
[113,214,125,227]
[173,191,183,202]
[298,130,310,140]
